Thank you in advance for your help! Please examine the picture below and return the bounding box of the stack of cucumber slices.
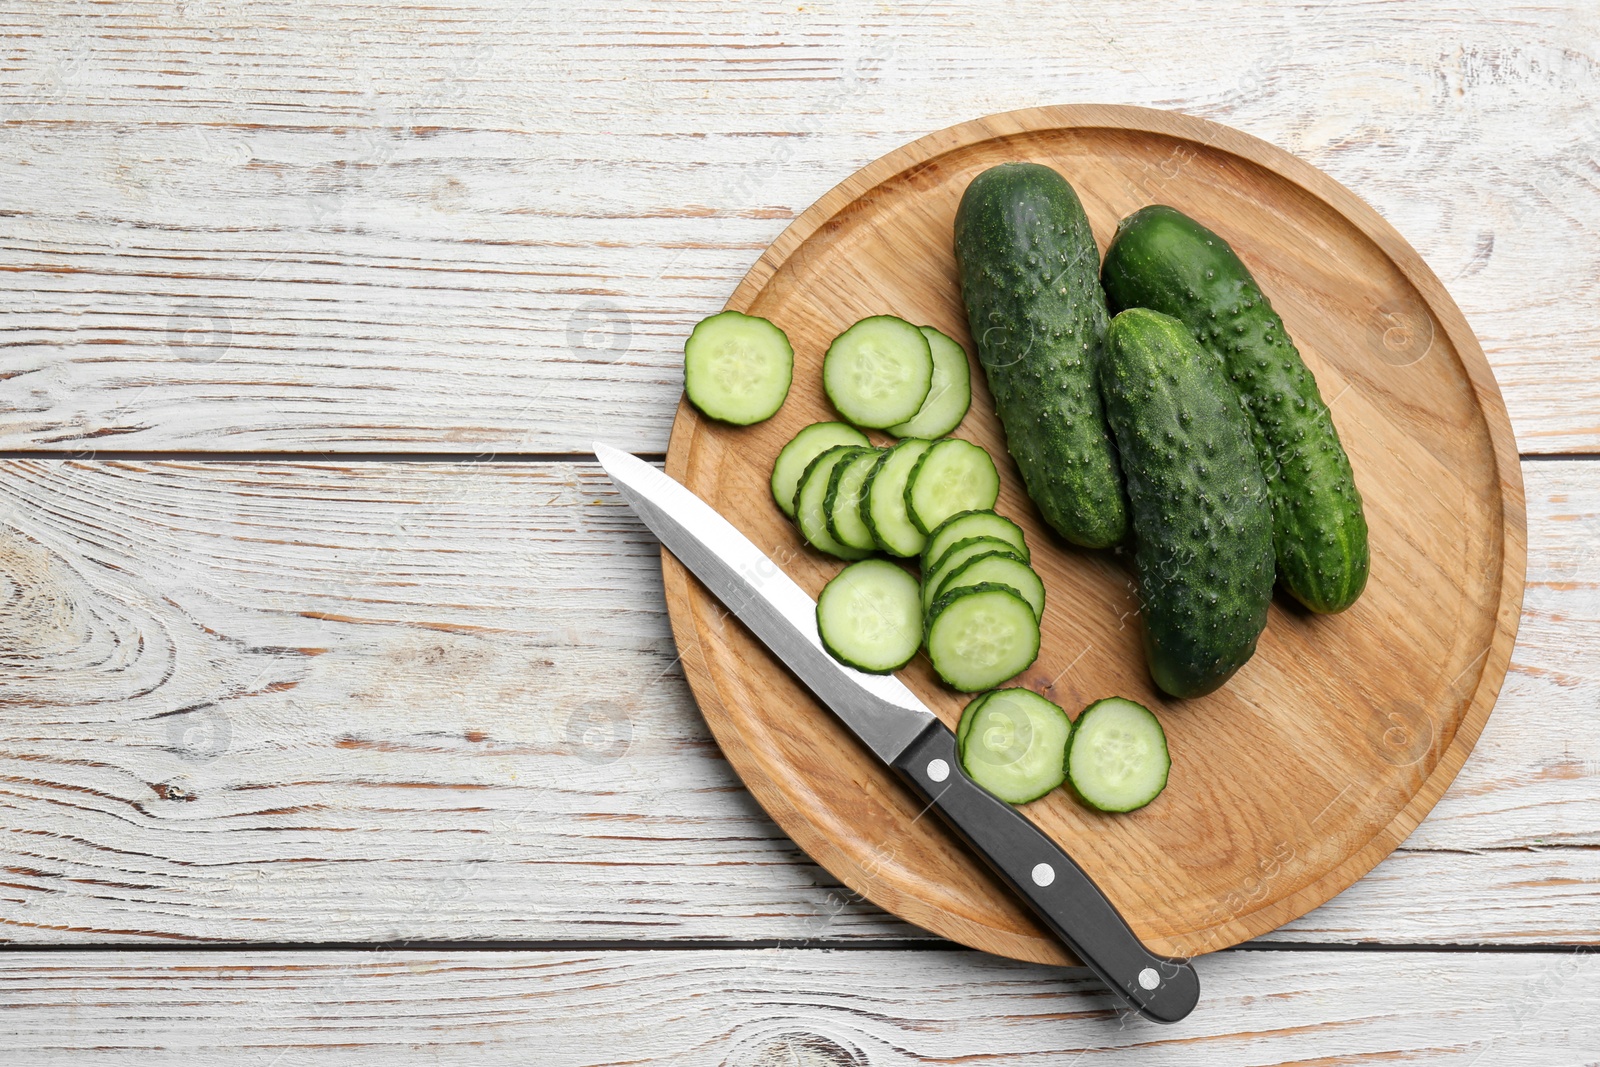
[917,508,1044,693]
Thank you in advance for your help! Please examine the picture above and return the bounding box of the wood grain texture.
[666,105,1525,964]
[2,948,1598,1064]
[0,458,1588,945]
[0,0,1595,452]
[0,0,1594,1055]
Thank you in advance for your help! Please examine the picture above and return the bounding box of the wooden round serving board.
[661,105,1526,965]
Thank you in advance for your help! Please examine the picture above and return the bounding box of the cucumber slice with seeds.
[823,316,933,429]
[922,510,1029,571]
[957,688,1071,804]
[935,551,1045,621]
[825,446,886,553]
[862,438,934,557]
[1066,697,1170,813]
[922,536,1023,614]
[683,310,794,425]
[816,559,922,673]
[771,422,869,518]
[887,326,973,438]
[795,445,872,560]
[906,438,1000,535]
[925,583,1041,692]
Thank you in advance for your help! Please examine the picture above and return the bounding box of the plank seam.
[0,451,1587,463]
[0,940,1593,955]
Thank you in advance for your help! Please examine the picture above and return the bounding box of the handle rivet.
[1138,968,1160,990]
[1030,862,1055,887]
[926,758,950,783]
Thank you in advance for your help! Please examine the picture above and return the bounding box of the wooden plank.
[0,457,1593,944]
[1,948,1597,1063]
[0,0,1596,453]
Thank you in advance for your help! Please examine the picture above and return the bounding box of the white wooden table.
[1,2,1596,1062]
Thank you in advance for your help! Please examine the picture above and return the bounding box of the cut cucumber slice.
[924,583,1041,692]
[795,445,873,560]
[862,438,934,557]
[683,310,794,425]
[922,510,1030,571]
[823,316,933,429]
[956,688,1071,804]
[1066,697,1170,813]
[935,552,1045,621]
[922,536,1023,614]
[905,438,1000,535]
[825,446,885,553]
[887,326,972,438]
[771,422,869,518]
[816,559,922,673]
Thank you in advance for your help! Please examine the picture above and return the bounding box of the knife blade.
[595,442,1200,1023]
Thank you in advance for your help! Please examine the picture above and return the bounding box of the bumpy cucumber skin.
[953,163,1128,549]
[1101,205,1369,614]
[1102,309,1274,699]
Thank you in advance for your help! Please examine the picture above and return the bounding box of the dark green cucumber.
[953,162,1127,548]
[1101,309,1274,699]
[1101,204,1369,613]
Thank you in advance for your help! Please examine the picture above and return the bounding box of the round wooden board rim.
[661,104,1527,964]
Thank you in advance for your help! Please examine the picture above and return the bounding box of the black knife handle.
[891,720,1200,1023]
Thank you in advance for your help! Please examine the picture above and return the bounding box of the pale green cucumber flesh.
[905,437,1000,535]
[862,438,934,557]
[683,310,794,425]
[816,559,923,673]
[921,509,1029,571]
[1065,696,1170,812]
[771,421,869,518]
[921,536,1023,615]
[934,552,1045,621]
[887,325,973,438]
[825,447,885,553]
[956,688,1072,804]
[823,315,933,429]
[795,445,873,560]
[924,583,1040,692]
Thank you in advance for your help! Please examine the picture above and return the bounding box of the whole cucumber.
[1101,205,1369,613]
[1102,308,1274,699]
[953,163,1127,548]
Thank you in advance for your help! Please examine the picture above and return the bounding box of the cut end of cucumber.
[1066,697,1170,813]
[683,310,794,425]
[816,559,923,673]
[957,688,1071,804]
[924,583,1040,692]
[823,316,934,429]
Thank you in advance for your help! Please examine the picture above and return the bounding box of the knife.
[595,442,1200,1023]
